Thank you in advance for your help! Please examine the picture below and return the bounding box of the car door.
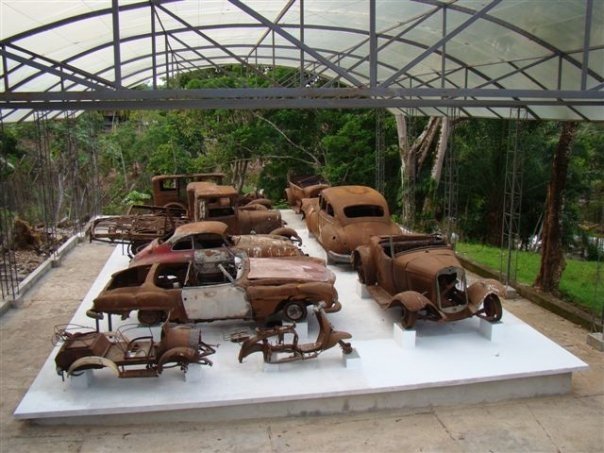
[180,268,251,320]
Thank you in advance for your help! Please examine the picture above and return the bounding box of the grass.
[456,242,603,315]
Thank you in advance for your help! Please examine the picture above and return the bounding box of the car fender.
[67,356,120,377]
[467,279,506,309]
[157,346,199,373]
[352,246,376,285]
[387,291,431,312]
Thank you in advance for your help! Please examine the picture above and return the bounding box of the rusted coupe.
[285,174,330,213]
[187,182,283,234]
[87,252,341,326]
[131,221,303,266]
[54,322,215,379]
[301,185,401,263]
[352,234,505,329]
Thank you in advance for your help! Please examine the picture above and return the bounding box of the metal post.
[112,0,122,89]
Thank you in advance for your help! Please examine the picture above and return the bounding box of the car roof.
[321,185,386,206]
[173,221,229,237]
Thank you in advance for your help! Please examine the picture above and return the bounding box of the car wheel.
[138,310,165,326]
[401,306,417,330]
[483,294,503,322]
[282,301,307,322]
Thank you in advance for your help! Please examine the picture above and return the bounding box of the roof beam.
[227,0,364,87]
[382,0,503,86]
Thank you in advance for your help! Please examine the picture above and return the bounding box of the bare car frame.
[54,322,215,379]
[87,252,341,326]
[301,185,401,263]
[353,234,505,329]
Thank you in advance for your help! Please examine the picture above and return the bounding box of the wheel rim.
[284,303,305,322]
[138,310,163,325]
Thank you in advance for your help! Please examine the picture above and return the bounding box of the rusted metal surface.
[300,185,401,263]
[87,252,341,326]
[285,174,330,213]
[186,182,283,234]
[89,209,188,255]
[152,173,225,211]
[131,221,303,266]
[353,234,505,329]
[54,322,215,379]
[238,304,352,364]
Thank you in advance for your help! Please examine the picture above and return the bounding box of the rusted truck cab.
[186,182,283,234]
[353,234,505,329]
[152,173,225,212]
[301,185,401,264]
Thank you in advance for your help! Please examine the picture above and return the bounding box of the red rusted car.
[352,234,505,329]
[87,252,341,326]
[131,221,303,266]
[285,174,330,213]
[301,185,401,263]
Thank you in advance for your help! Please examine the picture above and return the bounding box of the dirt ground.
[1,241,603,452]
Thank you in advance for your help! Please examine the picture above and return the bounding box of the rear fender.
[467,279,506,309]
[387,291,431,312]
[157,346,199,373]
[67,356,119,377]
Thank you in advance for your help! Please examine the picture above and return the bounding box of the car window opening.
[344,204,384,218]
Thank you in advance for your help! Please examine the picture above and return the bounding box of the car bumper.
[326,250,353,264]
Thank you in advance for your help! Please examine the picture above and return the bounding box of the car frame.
[54,321,216,379]
[301,185,401,264]
[87,251,341,326]
[131,221,303,266]
[353,233,505,329]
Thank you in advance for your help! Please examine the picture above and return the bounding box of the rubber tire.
[138,310,165,326]
[282,301,307,322]
[483,294,503,322]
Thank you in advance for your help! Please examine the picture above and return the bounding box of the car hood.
[246,256,334,283]
[232,235,301,257]
[395,247,460,276]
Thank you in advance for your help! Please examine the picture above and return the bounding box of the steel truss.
[0,0,601,121]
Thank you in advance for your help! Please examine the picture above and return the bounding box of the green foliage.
[456,242,603,314]
[123,190,151,206]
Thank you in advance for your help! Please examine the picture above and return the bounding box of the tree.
[534,121,578,292]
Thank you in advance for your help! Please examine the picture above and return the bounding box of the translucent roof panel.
[0,0,602,121]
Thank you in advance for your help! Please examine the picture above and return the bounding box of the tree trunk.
[534,121,578,292]
[395,114,413,225]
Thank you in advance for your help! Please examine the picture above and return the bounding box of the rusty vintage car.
[301,185,401,264]
[87,252,341,326]
[152,172,225,212]
[352,234,505,329]
[238,304,352,364]
[54,322,215,379]
[285,174,330,213]
[187,182,283,234]
[131,221,303,266]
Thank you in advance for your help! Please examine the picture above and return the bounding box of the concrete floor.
[1,240,603,452]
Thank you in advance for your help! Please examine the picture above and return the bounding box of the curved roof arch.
[1,0,602,122]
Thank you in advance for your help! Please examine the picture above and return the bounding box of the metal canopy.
[0,0,603,122]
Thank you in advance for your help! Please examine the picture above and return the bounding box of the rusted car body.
[285,174,330,213]
[301,185,401,263]
[131,221,303,266]
[187,182,283,234]
[87,252,341,326]
[152,173,225,212]
[238,304,352,363]
[352,234,505,329]
[54,322,215,379]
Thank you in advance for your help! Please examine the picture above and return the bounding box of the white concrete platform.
[14,210,588,424]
